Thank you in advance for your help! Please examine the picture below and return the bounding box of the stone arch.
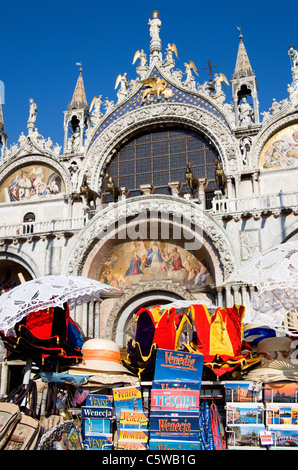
[0,246,41,285]
[62,194,239,281]
[112,284,199,347]
[0,154,72,197]
[82,101,241,191]
[251,112,298,169]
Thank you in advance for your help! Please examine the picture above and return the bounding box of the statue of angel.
[163,43,178,74]
[89,95,103,126]
[133,50,149,80]
[115,73,128,102]
[104,98,114,115]
[213,73,229,95]
[184,61,198,89]
[133,49,148,68]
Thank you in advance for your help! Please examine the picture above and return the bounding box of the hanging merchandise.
[0,304,84,368]
[122,306,191,379]
[210,403,226,450]
[0,380,41,450]
[182,304,262,379]
[198,401,215,450]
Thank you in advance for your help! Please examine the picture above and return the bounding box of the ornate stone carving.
[62,195,237,281]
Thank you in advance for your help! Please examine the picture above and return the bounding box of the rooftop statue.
[27,98,37,130]
[133,49,149,80]
[162,43,178,75]
[148,10,161,41]
[115,73,129,102]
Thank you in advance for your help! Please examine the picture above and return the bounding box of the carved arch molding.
[62,195,239,342]
[63,195,238,279]
[82,101,242,189]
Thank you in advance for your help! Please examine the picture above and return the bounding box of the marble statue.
[27,99,37,127]
[148,11,161,41]
[238,97,253,126]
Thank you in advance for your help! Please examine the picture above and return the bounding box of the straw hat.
[67,338,132,375]
[246,336,298,383]
[256,336,293,361]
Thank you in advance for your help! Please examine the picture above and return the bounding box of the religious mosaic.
[97,240,214,289]
[260,124,298,169]
[0,164,65,202]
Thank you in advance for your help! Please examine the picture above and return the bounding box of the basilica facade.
[0,11,297,355]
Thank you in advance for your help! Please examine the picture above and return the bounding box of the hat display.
[66,338,134,375]
[246,336,298,383]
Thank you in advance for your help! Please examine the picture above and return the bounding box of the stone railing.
[0,216,87,239]
[212,190,298,218]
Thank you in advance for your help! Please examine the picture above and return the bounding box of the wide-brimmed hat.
[66,338,133,375]
[246,336,298,383]
[257,336,293,361]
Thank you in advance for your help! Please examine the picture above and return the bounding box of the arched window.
[23,212,35,234]
[102,125,220,207]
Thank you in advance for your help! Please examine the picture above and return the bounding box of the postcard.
[226,402,264,425]
[264,382,298,403]
[267,425,298,448]
[266,403,298,425]
[226,424,265,448]
[224,381,262,402]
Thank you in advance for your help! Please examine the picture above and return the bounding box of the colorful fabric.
[198,401,215,450]
[210,403,226,450]
[184,304,262,379]
[122,306,191,378]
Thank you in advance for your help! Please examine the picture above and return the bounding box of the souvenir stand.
[1,297,298,450]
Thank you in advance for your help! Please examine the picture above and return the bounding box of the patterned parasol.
[0,274,117,334]
[225,241,298,335]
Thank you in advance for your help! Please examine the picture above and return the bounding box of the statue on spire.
[148,11,162,64]
[27,98,38,132]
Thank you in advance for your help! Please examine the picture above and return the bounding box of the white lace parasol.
[225,241,298,335]
[0,275,117,333]
[225,241,298,291]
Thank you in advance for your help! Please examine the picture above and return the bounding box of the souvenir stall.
[0,249,298,450]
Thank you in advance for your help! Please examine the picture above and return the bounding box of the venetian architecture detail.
[0,12,297,356]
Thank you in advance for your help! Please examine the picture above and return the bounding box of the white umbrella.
[224,241,298,335]
[0,274,117,334]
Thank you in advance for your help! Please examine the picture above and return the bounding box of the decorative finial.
[76,62,83,72]
[237,26,243,39]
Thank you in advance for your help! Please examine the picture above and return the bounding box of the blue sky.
[1,0,297,147]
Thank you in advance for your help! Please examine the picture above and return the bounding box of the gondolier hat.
[66,338,131,375]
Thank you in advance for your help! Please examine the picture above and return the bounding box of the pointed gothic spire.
[233,29,253,79]
[68,65,88,111]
